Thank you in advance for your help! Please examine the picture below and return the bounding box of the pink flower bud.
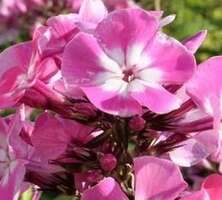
[99,154,117,172]
[129,116,145,132]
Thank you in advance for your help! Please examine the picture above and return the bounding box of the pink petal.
[169,131,218,167]
[104,0,136,10]
[47,14,79,39]
[202,174,222,200]
[130,80,181,113]
[62,32,121,87]
[8,109,29,159]
[82,177,128,200]
[134,156,187,200]
[79,0,107,24]
[181,190,210,200]
[59,118,94,144]
[31,113,68,160]
[36,57,59,82]
[53,79,85,99]
[141,32,196,85]
[33,25,66,57]
[0,160,26,200]
[82,81,142,116]
[95,8,158,65]
[186,56,222,152]
[0,66,25,108]
[0,42,31,78]
[182,30,207,54]
[8,107,34,161]
[186,56,222,117]
[0,42,32,107]
[31,112,94,159]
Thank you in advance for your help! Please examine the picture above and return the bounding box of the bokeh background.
[0,0,222,199]
[144,0,222,62]
[1,0,222,61]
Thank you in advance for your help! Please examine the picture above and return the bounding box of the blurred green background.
[143,0,222,62]
[1,0,218,199]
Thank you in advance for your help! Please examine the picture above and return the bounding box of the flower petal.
[169,131,218,167]
[186,56,222,117]
[47,14,79,39]
[0,160,26,200]
[130,80,181,113]
[82,78,142,116]
[202,174,222,200]
[140,32,196,84]
[134,156,187,200]
[0,42,32,108]
[62,32,121,87]
[95,8,158,65]
[31,113,68,160]
[182,30,207,54]
[82,177,128,200]
[181,190,210,200]
[79,0,107,24]
[0,42,31,78]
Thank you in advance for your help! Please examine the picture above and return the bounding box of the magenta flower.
[82,156,187,200]
[186,56,222,155]
[62,8,196,116]
[0,110,28,199]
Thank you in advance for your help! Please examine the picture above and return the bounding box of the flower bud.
[129,116,145,132]
[99,154,117,172]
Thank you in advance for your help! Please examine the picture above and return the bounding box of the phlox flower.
[186,56,222,160]
[0,108,30,199]
[0,39,61,109]
[62,8,196,117]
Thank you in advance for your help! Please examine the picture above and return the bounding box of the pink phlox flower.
[62,8,196,117]
[0,107,31,199]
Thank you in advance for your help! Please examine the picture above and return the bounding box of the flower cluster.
[0,0,222,199]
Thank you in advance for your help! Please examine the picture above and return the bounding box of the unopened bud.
[129,116,145,132]
[99,154,117,172]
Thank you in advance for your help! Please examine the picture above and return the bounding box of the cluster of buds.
[0,0,222,199]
